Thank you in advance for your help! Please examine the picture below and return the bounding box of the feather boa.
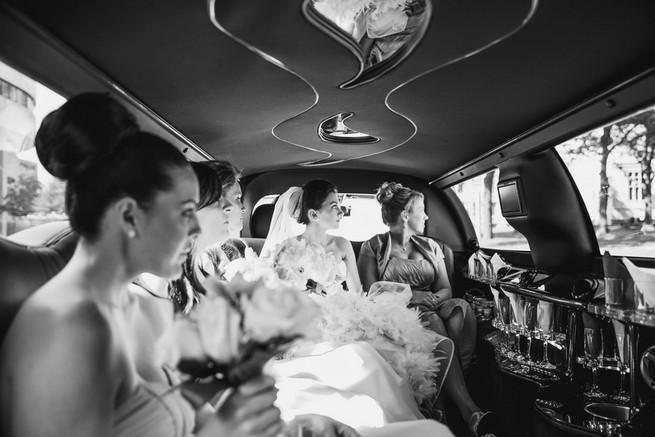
[310,285,441,403]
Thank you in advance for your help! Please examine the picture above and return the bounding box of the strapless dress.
[113,381,195,437]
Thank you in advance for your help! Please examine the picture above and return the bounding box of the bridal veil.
[260,186,306,258]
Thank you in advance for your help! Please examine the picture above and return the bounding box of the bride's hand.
[285,414,360,437]
[197,375,283,437]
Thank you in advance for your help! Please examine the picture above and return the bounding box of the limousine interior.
[1,1,655,436]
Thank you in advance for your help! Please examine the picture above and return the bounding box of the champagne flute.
[523,299,537,364]
[612,321,630,404]
[583,327,605,398]
[507,296,520,356]
[537,301,555,369]
[498,296,510,353]
[515,297,526,361]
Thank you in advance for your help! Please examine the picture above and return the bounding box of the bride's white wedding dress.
[269,341,451,433]
[265,259,453,436]
[272,341,420,424]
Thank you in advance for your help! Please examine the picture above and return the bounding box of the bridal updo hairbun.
[35,93,138,180]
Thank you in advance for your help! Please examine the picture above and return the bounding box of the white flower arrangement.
[274,238,345,296]
[160,272,322,405]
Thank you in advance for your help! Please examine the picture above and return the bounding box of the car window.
[253,193,387,242]
[452,169,530,251]
[453,106,655,258]
[556,106,655,258]
[0,59,67,237]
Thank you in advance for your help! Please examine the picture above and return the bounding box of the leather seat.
[434,239,455,285]
[249,203,275,239]
[0,226,77,347]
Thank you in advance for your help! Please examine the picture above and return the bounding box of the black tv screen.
[497,178,526,217]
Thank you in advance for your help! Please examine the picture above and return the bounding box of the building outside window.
[0,59,67,237]
[627,169,642,201]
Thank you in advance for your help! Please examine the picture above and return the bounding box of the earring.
[127,230,136,238]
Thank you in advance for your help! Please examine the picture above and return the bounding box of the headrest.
[0,227,78,347]
[250,203,275,238]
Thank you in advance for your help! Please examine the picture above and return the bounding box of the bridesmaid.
[358,181,500,437]
[0,93,283,437]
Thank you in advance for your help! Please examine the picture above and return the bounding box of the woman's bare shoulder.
[4,285,116,365]
[330,235,351,248]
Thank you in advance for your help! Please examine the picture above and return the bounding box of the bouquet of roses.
[274,238,345,296]
[160,272,322,407]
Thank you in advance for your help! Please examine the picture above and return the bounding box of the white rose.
[156,316,206,367]
[242,282,322,343]
[195,292,242,364]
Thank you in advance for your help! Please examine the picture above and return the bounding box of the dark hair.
[35,93,139,180]
[169,159,243,313]
[376,182,423,226]
[35,94,190,240]
[298,179,338,225]
[190,159,242,210]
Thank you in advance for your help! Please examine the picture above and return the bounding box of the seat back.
[250,203,275,238]
[0,226,77,347]
[433,238,455,285]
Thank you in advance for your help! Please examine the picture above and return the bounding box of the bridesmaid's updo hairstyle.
[297,179,338,225]
[376,182,423,226]
[35,93,191,241]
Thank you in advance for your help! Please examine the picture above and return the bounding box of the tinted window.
[452,169,530,250]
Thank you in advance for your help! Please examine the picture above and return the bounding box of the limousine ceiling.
[1,0,655,187]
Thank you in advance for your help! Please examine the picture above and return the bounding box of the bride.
[259,179,454,436]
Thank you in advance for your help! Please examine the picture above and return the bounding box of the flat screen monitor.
[497,178,526,217]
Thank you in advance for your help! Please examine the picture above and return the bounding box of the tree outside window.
[0,172,41,216]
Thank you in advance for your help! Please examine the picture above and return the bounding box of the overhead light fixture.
[318,112,379,143]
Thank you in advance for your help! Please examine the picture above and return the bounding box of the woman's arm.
[339,237,363,294]
[356,240,379,294]
[431,258,453,304]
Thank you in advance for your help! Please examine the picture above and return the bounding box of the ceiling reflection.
[306,0,431,88]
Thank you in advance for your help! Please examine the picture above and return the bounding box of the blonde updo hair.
[376,182,423,226]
